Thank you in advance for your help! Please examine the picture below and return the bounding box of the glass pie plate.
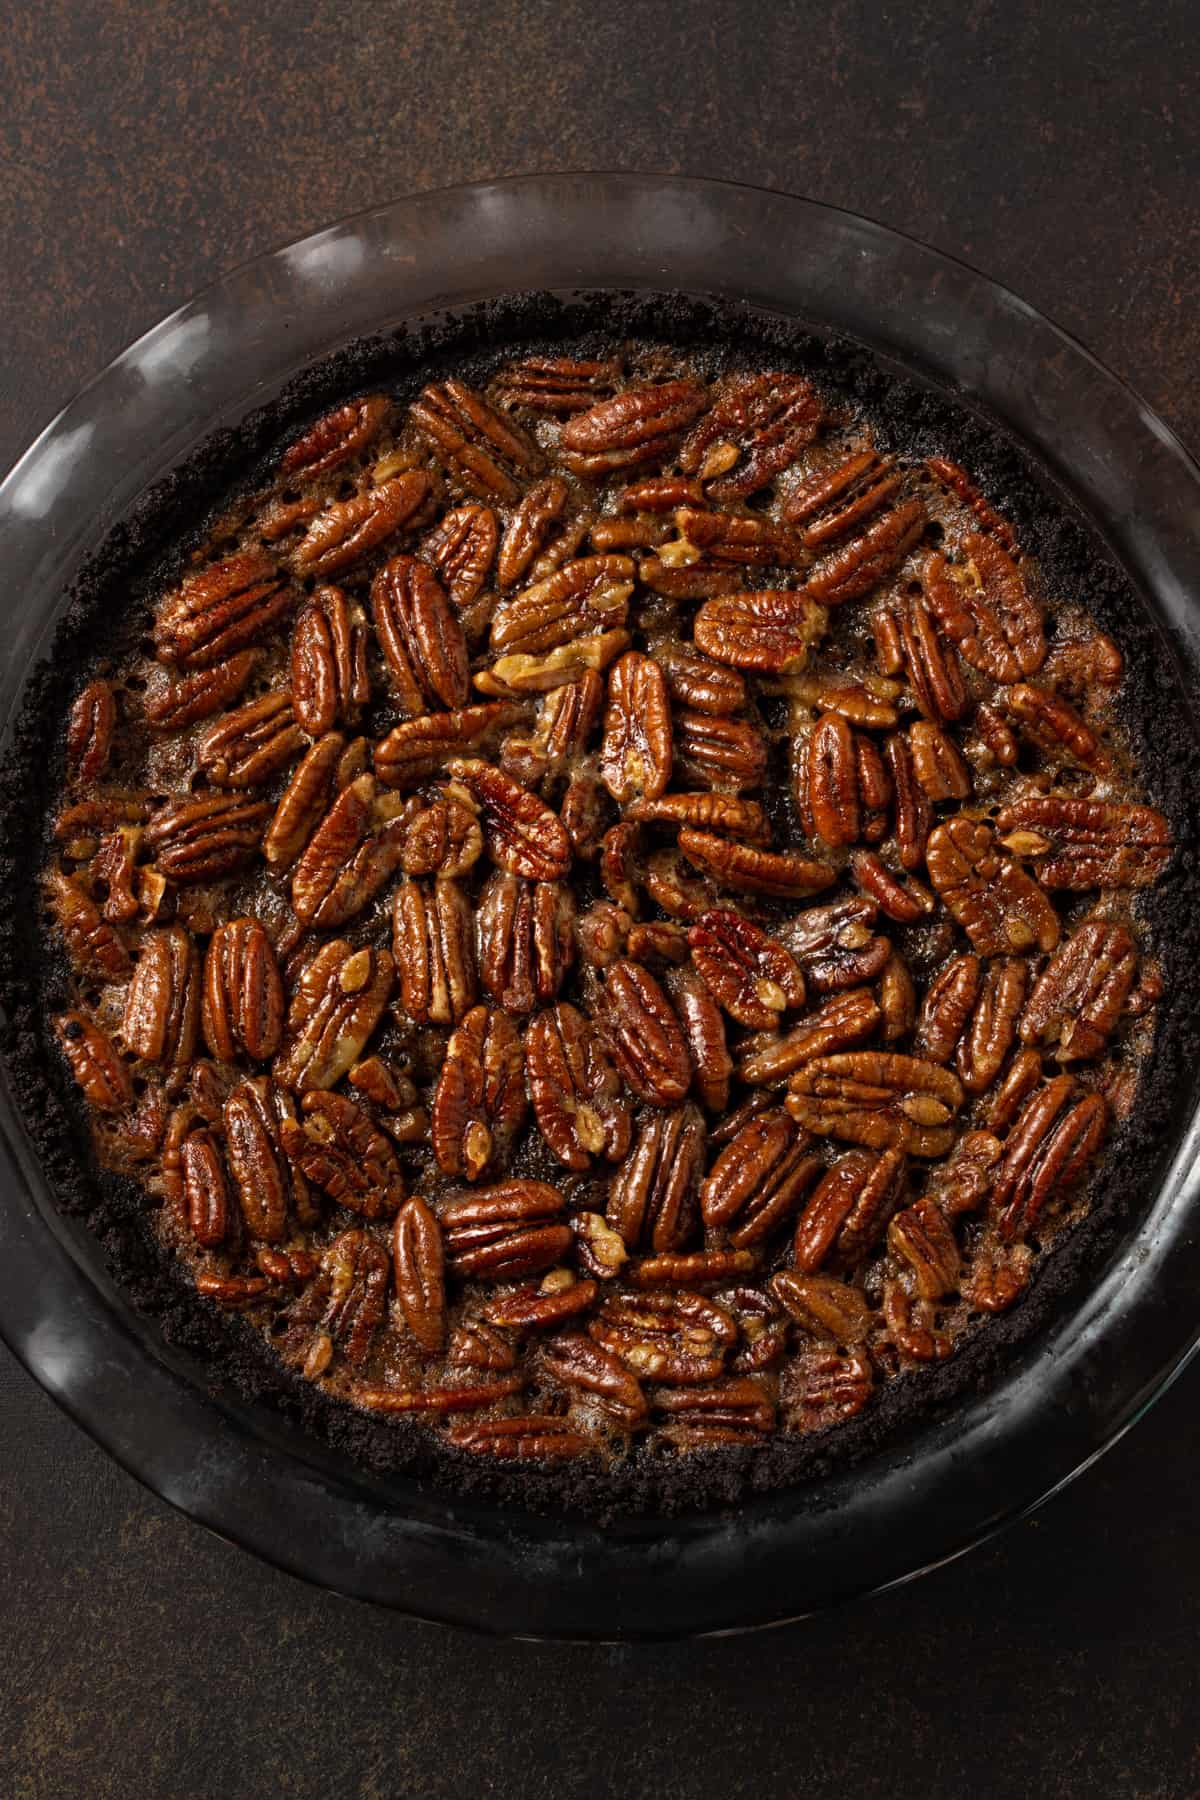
[2,173,1199,1640]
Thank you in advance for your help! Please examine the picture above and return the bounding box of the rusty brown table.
[2,3,1198,1795]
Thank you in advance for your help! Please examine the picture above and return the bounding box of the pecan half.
[476,870,575,1014]
[957,958,1028,1092]
[145,793,271,883]
[888,1197,961,1299]
[792,1146,905,1271]
[482,1279,599,1332]
[1043,629,1124,699]
[991,1078,1108,1242]
[374,702,522,788]
[491,555,634,657]
[676,507,808,568]
[275,939,393,1089]
[693,589,824,674]
[393,879,477,1026]
[995,795,1171,890]
[180,1128,229,1247]
[923,534,1045,681]
[883,731,932,871]
[780,896,891,995]
[280,1090,406,1220]
[143,650,259,731]
[926,1129,1003,1218]
[737,988,882,1085]
[926,817,1060,955]
[313,1229,391,1367]
[914,954,982,1065]
[701,1108,822,1249]
[926,455,1017,550]
[1006,682,1109,773]
[655,1376,776,1446]
[440,1180,571,1279]
[55,1013,133,1112]
[293,473,433,577]
[783,448,901,542]
[66,679,116,783]
[224,1075,314,1239]
[787,1053,963,1157]
[672,710,768,793]
[197,689,303,788]
[908,720,971,800]
[290,586,370,734]
[665,963,733,1113]
[371,555,469,716]
[280,394,390,478]
[495,355,621,415]
[497,477,570,589]
[626,791,767,841]
[447,1319,518,1371]
[261,732,348,870]
[651,639,747,716]
[783,1346,874,1431]
[395,793,482,878]
[965,1240,1034,1314]
[420,502,498,615]
[526,1001,632,1169]
[786,672,900,730]
[883,1282,950,1362]
[987,1047,1045,1135]
[849,850,935,924]
[680,371,823,499]
[559,379,708,476]
[590,1289,736,1385]
[771,1271,873,1345]
[202,918,284,1062]
[291,773,412,928]
[688,910,806,1029]
[392,1195,446,1354]
[543,1332,648,1426]
[444,759,570,879]
[1020,921,1137,1062]
[607,1105,706,1252]
[803,499,926,606]
[447,1416,593,1460]
[677,829,833,899]
[352,1375,531,1414]
[153,551,291,667]
[874,590,967,724]
[800,713,873,848]
[44,868,130,979]
[638,557,740,602]
[431,1005,527,1181]
[410,379,541,501]
[121,926,200,1072]
[598,650,673,804]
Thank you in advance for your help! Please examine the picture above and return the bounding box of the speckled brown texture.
[3,6,1200,1795]
[5,290,1198,1521]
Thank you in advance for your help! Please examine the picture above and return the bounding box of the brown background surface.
[1,3,1198,1796]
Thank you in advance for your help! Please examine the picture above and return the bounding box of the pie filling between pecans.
[42,343,1171,1468]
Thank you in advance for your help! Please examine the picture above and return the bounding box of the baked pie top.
[31,325,1173,1492]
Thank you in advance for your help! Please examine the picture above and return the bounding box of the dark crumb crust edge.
[2,289,1198,1524]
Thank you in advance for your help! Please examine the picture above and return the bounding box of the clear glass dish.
[2,173,1199,1639]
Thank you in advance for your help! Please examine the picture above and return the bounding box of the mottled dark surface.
[1,3,1198,1796]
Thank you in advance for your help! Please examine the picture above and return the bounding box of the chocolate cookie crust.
[3,290,1197,1518]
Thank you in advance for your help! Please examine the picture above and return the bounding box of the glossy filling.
[44,346,1168,1465]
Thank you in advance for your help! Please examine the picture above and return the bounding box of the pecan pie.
[36,333,1173,1483]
